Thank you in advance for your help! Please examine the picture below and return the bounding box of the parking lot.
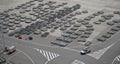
[0,0,120,49]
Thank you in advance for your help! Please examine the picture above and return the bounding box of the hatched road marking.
[112,55,120,64]
[115,55,120,61]
[34,48,60,61]
[88,43,115,60]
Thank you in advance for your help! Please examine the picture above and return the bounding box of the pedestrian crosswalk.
[115,55,120,61]
[34,48,60,61]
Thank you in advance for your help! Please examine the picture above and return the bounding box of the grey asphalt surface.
[0,0,120,64]
[9,52,33,64]
[2,36,47,64]
[0,35,98,64]
[1,31,120,64]
[99,40,120,64]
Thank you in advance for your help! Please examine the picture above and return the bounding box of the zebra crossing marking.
[112,55,120,64]
[34,48,60,61]
[115,55,120,61]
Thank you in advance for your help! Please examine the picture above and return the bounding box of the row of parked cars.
[94,11,120,26]
[51,27,93,47]
[97,24,120,42]
[7,2,80,37]
[50,9,96,47]
[113,11,120,15]
[107,19,120,26]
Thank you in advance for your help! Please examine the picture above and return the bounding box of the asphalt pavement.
[0,0,120,64]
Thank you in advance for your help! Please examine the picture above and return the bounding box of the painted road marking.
[112,55,120,64]
[71,60,85,64]
[0,44,35,64]
[115,55,120,61]
[17,49,35,64]
[34,48,60,61]
[88,43,115,60]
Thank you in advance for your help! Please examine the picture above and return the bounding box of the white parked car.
[7,46,16,55]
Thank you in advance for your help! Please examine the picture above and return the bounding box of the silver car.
[80,47,91,55]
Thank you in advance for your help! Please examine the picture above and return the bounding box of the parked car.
[7,46,16,55]
[97,37,106,42]
[41,32,49,37]
[51,40,68,47]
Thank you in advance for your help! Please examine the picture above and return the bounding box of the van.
[7,46,16,55]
